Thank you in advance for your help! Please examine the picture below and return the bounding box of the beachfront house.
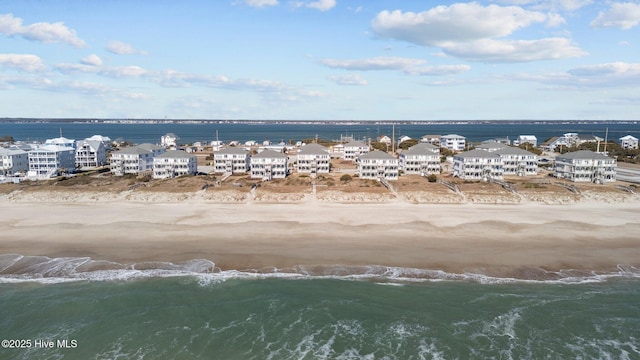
[452,149,503,181]
[420,135,441,146]
[75,139,106,169]
[28,145,76,178]
[358,150,399,180]
[441,134,466,152]
[0,148,29,176]
[494,147,538,176]
[513,135,538,147]
[161,133,179,149]
[377,135,391,144]
[213,147,250,174]
[45,136,75,149]
[475,141,509,153]
[85,135,112,150]
[250,149,288,180]
[399,143,440,175]
[152,150,197,179]
[110,143,165,176]
[554,150,616,184]
[296,143,330,175]
[343,141,370,161]
[619,135,638,150]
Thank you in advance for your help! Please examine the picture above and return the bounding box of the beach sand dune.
[1,190,639,278]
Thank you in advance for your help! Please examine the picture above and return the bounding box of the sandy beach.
[1,186,639,279]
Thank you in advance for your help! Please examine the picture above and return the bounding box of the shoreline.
[1,189,639,279]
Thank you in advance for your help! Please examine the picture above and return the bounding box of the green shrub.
[340,174,352,182]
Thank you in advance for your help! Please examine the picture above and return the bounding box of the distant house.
[343,141,370,161]
[161,133,179,149]
[453,149,503,180]
[152,150,197,179]
[398,135,413,144]
[540,136,570,152]
[494,146,538,176]
[513,135,537,147]
[75,139,106,169]
[475,141,509,153]
[110,143,165,176]
[213,147,250,174]
[0,148,29,176]
[441,134,466,152]
[420,135,441,146]
[358,150,399,180]
[296,143,330,175]
[330,143,344,157]
[554,150,616,184]
[250,149,288,180]
[28,145,75,178]
[377,135,391,144]
[45,136,75,149]
[85,135,112,150]
[619,135,638,150]
[399,143,440,175]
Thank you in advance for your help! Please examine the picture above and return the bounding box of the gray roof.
[156,150,195,159]
[541,136,560,146]
[556,150,613,160]
[138,143,164,151]
[359,150,397,160]
[252,149,287,159]
[344,141,369,148]
[298,143,329,155]
[476,142,508,151]
[402,143,439,155]
[77,140,104,151]
[215,147,249,155]
[493,147,536,156]
[115,146,152,155]
[0,148,27,156]
[454,149,500,159]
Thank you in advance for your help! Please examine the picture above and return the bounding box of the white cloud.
[405,64,472,76]
[100,66,148,78]
[442,38,587,62]
[590,2,640,29]
[0,54,45,72]
[371,3,586,63]
[320,56,427,70]
[80,54,103,66]
[245,0,279,7]
[292,0,336,11]
[328,74,368,85]
[511,62,640,88]
[492,0,593,11]
[106,40,148,55]
[0,13,86,47]
[372,4,547,45]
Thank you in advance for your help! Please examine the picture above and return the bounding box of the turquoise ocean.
[1,255,639,360]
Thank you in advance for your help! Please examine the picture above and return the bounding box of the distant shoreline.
[1,118,639,125]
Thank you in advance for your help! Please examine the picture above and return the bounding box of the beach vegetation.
[0,135,15,143]
[370,141,388,152]
[427,174,437,183]
[518,143,542,155]
[340,174,352,182]
[398,139,418,150]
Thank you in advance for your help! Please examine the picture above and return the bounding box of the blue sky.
[1,0,639,120]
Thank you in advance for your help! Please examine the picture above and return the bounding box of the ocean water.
[1,256,639,360]
[1,121,638,145]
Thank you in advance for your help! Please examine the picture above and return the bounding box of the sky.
[0,0,639,120]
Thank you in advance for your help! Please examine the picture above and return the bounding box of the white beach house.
[619,135,638,150]
[45,136,75,149]
[110,143,165,176]
[554,150,616,184]
[399,143,440,175]
[0,148,29,176]
[475,141,509,153]
[441,134,466,152]
[453,149,503,181]
[494,146,538,176]
[358,150,399,180]
[420,135,441,146]
[213,147,250,174]
[343,141,370,161]
[161,133,179,149]
[28,145,76,178]
[152,150,197,179]
[250,149,288,180]
[296,143,330,175]
[513,135,538,147]
[75,139,107,169]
